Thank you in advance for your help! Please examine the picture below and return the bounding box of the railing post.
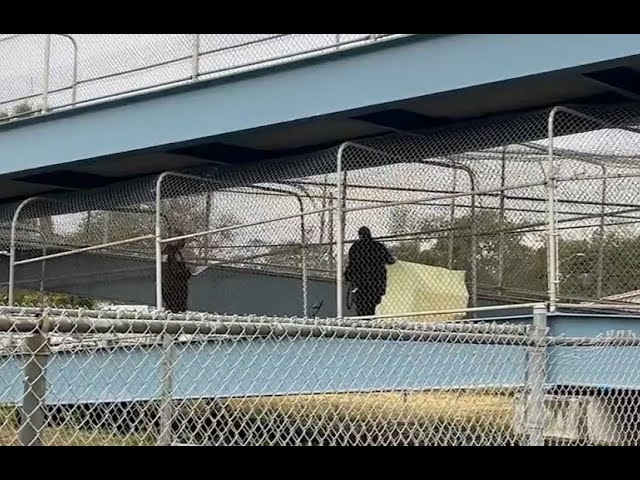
[298,200,308,317]
[67,35,79,105]
[41,34,52,113]
[158,328,175,446]
[191,34,200,81]
[526,304,548,446]
[19,316,50,446]
[155,173,174,446]
[335,144,349,319]
[547,108,560,311]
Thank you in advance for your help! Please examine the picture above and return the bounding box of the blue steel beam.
[1,34,640,177]
[0,327,639,406]
[0,338,528,405]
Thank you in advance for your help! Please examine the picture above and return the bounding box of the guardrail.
[0,34,407,122]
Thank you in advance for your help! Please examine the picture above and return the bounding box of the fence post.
[191,34,200,81]
[526,304,547,446]
[158,330,175,446]
[19,316,50,446]
[155,173,175,446]
[335,144,347,319]
[41,34,51,113]
[546,108,560,311]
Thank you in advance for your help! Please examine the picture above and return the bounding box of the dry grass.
[0,406,154,446]
[225,390,515,429]
[0,390,517,445]
[0,424,154,446]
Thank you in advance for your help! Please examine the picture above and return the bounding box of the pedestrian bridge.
[2,34,640,202]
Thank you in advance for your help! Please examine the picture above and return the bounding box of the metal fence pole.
[298,198,308,317]
[9,197,41,306]
[526,304,547,446]
[155,172,174,446]
[597,166,607,299]
[335,144,348,318]
[67,35,78,104]
[41,34,52,113]
[469,183,477,311]
[191,34,200,81]
[158,329,176,446]
[19,316,50,446]
[54,34,79,105]
[448,169,457,270]
[546,108,560,311]
[498,147,507,293]
[155,174,166,310]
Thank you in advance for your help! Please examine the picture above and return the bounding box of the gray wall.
[0,251,531,319]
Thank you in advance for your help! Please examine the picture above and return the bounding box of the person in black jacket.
[161,236,191,313]
[344,226,395,317]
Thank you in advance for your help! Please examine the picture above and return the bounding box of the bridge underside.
[2,34,640,204]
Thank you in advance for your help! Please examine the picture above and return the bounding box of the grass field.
[0,390,518,445]
[225,390,514,427]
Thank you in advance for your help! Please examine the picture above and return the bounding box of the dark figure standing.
[344,226,395,317]
[161,238,191,313]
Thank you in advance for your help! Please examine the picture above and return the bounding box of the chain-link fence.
[3,103,640,318]
[3,54,640,443]
[0,34,405,121]
[2,304,640,446]
[548,105,640,308]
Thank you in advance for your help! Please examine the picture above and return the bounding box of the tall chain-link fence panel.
[0,34,405,120]
[1,305,640,446]
[157,149,341,317]
[334,110,553,320]
[7,103,640,320]
[4,102,640,319]
[0,34,76,118]
[549,104,640,307]
[0,177,159,316]
[197,34,390,81]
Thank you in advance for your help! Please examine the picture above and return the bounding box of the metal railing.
[0,34,407,121]
[2,303,640,446]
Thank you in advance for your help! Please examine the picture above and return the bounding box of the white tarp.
[377,260,469,322]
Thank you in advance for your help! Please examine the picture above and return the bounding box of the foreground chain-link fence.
[2,304,640,446]
[0,34,405,120]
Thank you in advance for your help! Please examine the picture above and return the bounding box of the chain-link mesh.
[0,34,404,121]
[0,34,73,119]
[0,177,158,316]
[334,111,553,319]
[1,305,640,446]
[198,34,390,81]
[1,95,640,444]
[5,103,640,320]
[550,105,640,306]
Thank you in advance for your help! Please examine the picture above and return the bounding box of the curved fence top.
[0,34,408,122]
